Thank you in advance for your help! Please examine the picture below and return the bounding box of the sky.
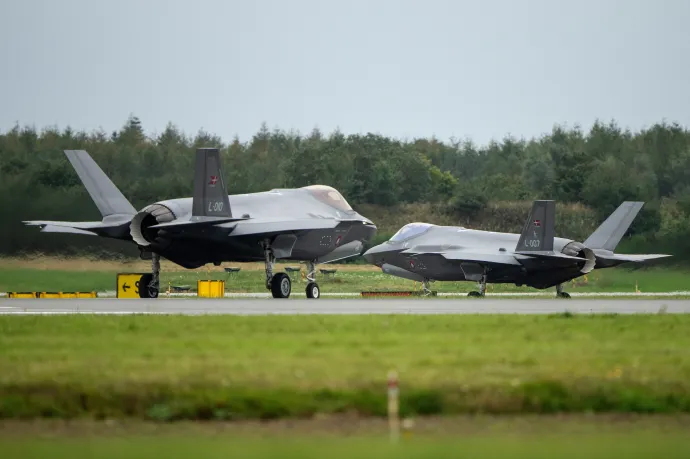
[2,0,689,146]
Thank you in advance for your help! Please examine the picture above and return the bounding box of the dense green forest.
[1,115,689,262]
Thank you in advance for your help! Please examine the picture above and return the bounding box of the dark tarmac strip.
[1,298,689,315]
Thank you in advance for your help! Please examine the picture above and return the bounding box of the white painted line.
[0,311,173,315]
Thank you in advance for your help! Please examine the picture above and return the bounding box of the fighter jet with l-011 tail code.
[23,148,377,299]
[363,200,669,297]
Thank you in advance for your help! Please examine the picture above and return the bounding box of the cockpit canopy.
[388,222,433,243]
[303,185,354,212]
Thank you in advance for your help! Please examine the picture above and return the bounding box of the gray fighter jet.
[24,148,377,299]
[363,200,669,297]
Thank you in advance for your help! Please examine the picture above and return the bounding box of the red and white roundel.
[335,235,342,246]
[409,260,415,269]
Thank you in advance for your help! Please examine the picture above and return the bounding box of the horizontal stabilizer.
[24,220,110,229]
[23,219,132,239]
[584,201,644,251]
[64,150,137,217]
[148,216,249,230]
[33,225,98,236]
[596,253,671,263]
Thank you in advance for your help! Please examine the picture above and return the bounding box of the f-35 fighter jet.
[24,149,377,299]
[363,200,669,297]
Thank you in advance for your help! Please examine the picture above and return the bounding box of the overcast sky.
[2,0,689,146]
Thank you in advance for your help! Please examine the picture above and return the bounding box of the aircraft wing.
[404,248,585,268]
[148,217,249,230]
[226,219,348,236]
[438,251,523,266]
[399,247,523,267]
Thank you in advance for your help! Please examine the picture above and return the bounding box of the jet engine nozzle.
[129,203,176,248]
[562,241,596,273]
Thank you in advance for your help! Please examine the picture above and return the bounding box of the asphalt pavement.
[0,298,688,315]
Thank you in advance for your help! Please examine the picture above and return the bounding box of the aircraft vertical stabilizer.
[583,201,643,251]
[516,200,555,252]
[22,150,137,238]
[64,149,137,218]
[192,148,232,220]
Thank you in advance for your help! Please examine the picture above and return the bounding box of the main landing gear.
[263,241,291,299]
[138,252,160,298]
[421,278,433,297]
[468,268,488,298]
[556,283,570,298]
[261,241,321,299]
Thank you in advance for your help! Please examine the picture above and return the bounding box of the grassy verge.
[2,415,690,459]
[0,256,686,293]
[1,314,690,421]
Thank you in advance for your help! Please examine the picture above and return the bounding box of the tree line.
[1,115,689,261]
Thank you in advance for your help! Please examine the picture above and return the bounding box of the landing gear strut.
[263,240,291,298]
[139,252,160,298]
[305,260,321,299]
[556,283,570,298]
[468,268,488,297]
[421,278,432,297]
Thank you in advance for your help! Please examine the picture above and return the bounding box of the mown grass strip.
[1,314,689,420]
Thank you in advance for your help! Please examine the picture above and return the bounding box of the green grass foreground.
[2,416,690,459]
[1,314,690,421]
[0,265,687,294]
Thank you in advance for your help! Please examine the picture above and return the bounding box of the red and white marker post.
[387,370,400,443]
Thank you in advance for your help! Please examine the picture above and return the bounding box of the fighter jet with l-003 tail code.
[23,149,377,299]
[363,200,669,297]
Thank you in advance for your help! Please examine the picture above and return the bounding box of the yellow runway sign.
[116,273,148,298]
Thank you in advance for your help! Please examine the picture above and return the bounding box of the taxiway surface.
[1,298,689,315]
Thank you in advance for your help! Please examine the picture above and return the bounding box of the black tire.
[271,272,291,299]
[306,282,320,299]
[467,291,483,297]
[558,292,571,299]
[138,274,159,298]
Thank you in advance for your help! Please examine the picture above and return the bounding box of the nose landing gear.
[305,260,320,299]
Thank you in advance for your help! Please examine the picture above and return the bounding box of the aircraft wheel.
[138,274,159,298]
[467,291,483,297]
[306,282,320,299]
[557,292,571,299]
[271,273,291,299]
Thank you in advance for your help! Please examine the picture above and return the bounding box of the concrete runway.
[1,298,689,315]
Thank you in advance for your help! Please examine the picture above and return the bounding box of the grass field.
[0,256,686,294]
[2,415,690,458]
[1,314,690,421]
